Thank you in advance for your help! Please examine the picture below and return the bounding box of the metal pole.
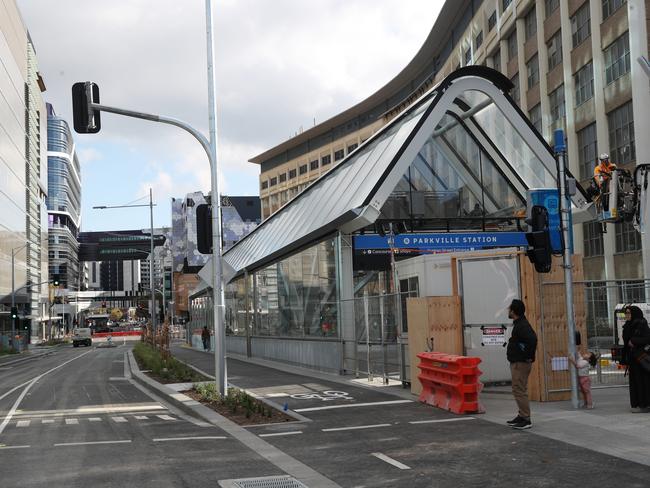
[11,248,16,349]
[149,188,156,335]
[555,129,579,409]
[206,0,227,396]
[389,223,406,383]
[363,291,372,381]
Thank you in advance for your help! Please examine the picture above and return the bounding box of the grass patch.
[187,384,293,426]
[133,342,208,383]
[0,345,20,356]
[42,338,69,347]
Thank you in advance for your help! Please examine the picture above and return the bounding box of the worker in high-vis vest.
[593,153,617,211]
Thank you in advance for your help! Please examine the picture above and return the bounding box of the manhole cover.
[218,475,309,488]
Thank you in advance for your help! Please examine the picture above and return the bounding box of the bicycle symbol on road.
[289,390,354,402]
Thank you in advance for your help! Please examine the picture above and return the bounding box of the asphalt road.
[0,344,282,487]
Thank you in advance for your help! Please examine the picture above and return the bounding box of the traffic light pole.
[83,0,227,395]
[555,129,579,409]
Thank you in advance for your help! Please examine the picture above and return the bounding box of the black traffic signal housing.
[10,306,18,319]
[196,204,213,254]
[72,82,101,134]
[52,275,60,286]
[525,205,553,273]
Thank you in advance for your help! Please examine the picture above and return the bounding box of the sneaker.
[511,418,532,430]
[506,415,523,425]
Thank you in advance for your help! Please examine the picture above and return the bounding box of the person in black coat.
[622,305,650,412]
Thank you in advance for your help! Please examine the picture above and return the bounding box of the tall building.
[252,0,649,318]
[0,1,48,343]
[46,104,81,292]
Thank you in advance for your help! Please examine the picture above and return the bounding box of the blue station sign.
[353,232,529,252]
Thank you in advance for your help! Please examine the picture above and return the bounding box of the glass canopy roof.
[223,66,591,281]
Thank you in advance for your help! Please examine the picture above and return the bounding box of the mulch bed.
[183,389,295,426]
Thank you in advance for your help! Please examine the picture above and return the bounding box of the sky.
[18,0,444,232]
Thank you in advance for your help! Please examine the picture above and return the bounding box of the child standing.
[569,352,597,409]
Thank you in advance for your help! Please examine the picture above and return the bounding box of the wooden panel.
[407,298,430,395]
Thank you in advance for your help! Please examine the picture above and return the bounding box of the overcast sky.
[17,0,443,231]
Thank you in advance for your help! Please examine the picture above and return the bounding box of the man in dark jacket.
[506,299,538,430]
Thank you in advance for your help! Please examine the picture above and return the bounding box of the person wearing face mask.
[622,305,650,412]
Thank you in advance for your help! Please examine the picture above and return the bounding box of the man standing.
[201,325,211,351]
[506,299,538,430]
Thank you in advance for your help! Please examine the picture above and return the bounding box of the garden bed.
[133,342,209,383]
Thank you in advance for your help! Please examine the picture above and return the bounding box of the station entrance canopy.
[223,66,592,282]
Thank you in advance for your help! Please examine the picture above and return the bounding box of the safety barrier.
[417,352,483,414]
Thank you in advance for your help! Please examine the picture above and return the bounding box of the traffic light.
[10,306,18,319]
[72,82,101,134]
[525,205,552,273]
[52,275,60,286]
[196,204,213,254]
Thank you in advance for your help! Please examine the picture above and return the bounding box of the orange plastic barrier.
[417,352,483,414]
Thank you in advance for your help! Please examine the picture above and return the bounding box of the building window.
[321,154,331,166]
[583,222,604,257]
[270,177,277,187]
[347,143,358,153]
[334,150,344,161]
[289,168,297,179]
[525,8,537,40]
[488,11,497,32]
[279,173,287,183]
[574,62,594,107]
[545,0,560,18]
[526,54,539,88]
[577,123,597,180]
[604,31,630,85]
[464,47,472,65]
[502,0,512,10]
[615,221,641,253]
[608,101,635,164]
[510,73,520,103]
[475,31,483,50]
[548,84,565,125]
[603,0,627,20]
[492,48,501,72]
[309,160,319,171]
[399,277,420,333]
[618,280,646,304]
[261,181,268,190]
[528,104,542,133]
[507,30,518,61]
[299,164,308,175]
[571,3,591,48]
[547,30,563,70]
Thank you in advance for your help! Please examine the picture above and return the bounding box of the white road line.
[259,431,303,438]
[0,349,93,436]
[371,452,411,470]
[16,420,30,428]
[294,400,412,413]
[409,417,476,425]
[156,415,175,421]
[152,436,227,442]
[111,416,127,423]
[0,445,30,450]
[322,424,392,432]
[65,418,79,425]
[134,415,148,420]
[42,419,54,424]
[88,418,102,422]
[12,404,165,418]
[54,440,132,447]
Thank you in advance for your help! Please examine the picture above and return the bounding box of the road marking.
[54,440,132,447]
[109,377,127,381]
[152,436,227,442]
[371,452,411,470]
[409,417,476,425]
[156,415,175,421]
[259,431,303,438]
[134,415,148,420]
[322,424,392,432]
[111,416,127,423]
[16,420,30,428]
[42,419,54,424]
[88,418,102,422]
[0,349,93,436]
[11,403,165,418]
[295,400,412,412]
[0,445,30,449]
[65,418,79,425]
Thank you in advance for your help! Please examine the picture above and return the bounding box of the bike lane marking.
[295,399,412,413]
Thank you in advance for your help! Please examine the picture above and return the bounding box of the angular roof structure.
[223,67,592,282]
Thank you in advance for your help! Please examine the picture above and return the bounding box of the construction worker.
[593,153,617,212]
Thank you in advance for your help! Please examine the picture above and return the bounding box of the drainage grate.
[218,475,309,488]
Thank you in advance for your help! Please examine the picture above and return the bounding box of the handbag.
[633,345,650,374]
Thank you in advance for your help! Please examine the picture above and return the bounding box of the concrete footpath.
[171,343,650,477]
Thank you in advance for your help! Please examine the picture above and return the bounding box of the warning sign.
[481,326,506,346]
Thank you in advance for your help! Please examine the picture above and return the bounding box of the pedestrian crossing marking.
[11,414,177,428]
[88,418,102,422]
[42,419,54,424]
[157,415,175,421]
[65,419,78,425]
[112,416,127,423]
[135,415,148,420]
[16,420,30,428]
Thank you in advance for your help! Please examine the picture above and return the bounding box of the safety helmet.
[599,153,609,161]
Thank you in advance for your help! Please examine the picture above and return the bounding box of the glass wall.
[224,275,251,336]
